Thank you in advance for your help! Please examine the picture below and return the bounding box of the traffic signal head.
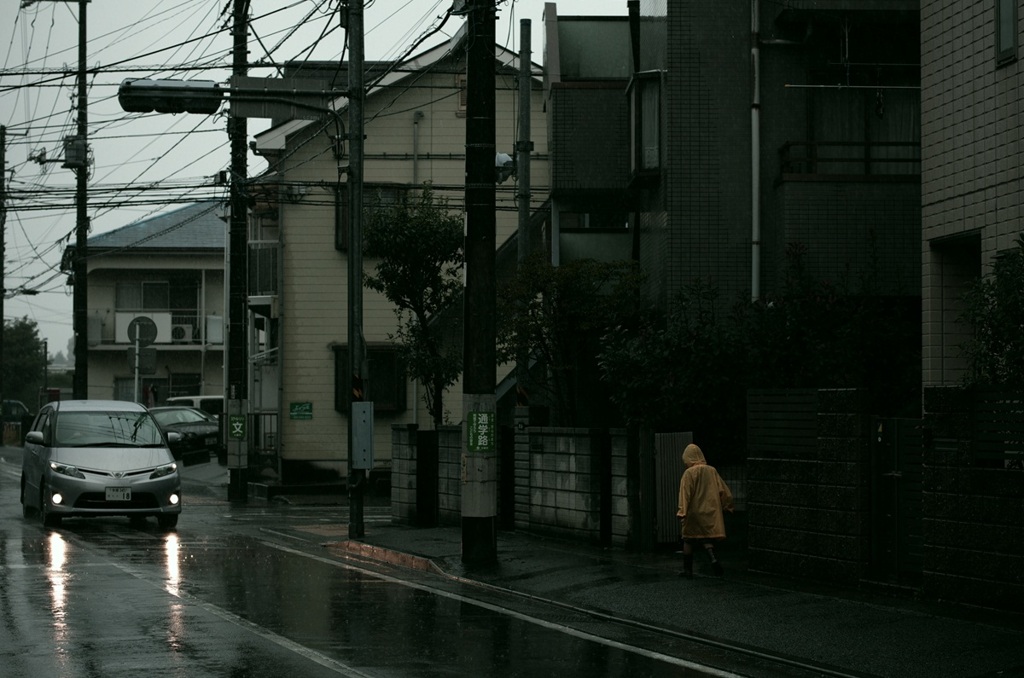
[118,79,224,115]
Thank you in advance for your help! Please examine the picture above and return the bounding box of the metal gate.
[653,432,692,546]
[871,417,924,583]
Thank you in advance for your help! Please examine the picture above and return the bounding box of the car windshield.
[55,411,165,447]
[152,408,212,426]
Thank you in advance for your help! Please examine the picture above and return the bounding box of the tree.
[363,186,464,428]
[2,317,46,410]
[598,278,750,458]
[498,254,647,426]
[598,244,921,462]
[960,235,1024,386]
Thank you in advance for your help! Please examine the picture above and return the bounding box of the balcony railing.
[780,141,920,180]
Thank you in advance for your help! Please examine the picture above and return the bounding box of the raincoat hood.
[682,443,707,468]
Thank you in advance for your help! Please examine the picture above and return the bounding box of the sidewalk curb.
[327,540,446,576]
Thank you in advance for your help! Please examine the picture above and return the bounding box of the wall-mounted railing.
[780,141,920,181]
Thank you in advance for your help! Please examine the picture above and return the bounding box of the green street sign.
[228,414,246,440]
[467,411,495,452]
[289,401,313,420]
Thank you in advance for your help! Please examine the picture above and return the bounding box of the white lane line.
[59,532,376,678]
[260,539,747,678]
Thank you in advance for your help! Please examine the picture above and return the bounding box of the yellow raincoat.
[677,443,734,540]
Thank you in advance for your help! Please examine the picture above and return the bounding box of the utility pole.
[462,0,498,565]
[515,20,532,406]
[226,0,249,501]
[71,0,89,399]
[1,126,6,409]
[345,0,369,539]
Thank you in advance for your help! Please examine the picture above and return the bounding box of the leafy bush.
[960,236,1024,386]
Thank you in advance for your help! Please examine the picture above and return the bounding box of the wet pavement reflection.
[0,453,725,678]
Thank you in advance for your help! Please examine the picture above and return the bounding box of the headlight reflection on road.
[46,532,70,660]
[164,533,185,649]
[164,533,181,595]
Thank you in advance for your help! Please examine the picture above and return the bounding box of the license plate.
[106,487,131,501]
[205,436,217,446]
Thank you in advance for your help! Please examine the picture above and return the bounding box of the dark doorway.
[871,417,924,584]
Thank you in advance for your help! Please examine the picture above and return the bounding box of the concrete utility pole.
[226,0,249,501]
[72,0,88,399]
[345,0,369,539]
[461,0,498,565]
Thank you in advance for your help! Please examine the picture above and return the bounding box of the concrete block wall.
[437,426,462,525]
[516,426,629,546]
[922,387,1024,610]
[390,424,461,525]
[748,389,872,584]
[391,424,416,523]
[395,418,629,547]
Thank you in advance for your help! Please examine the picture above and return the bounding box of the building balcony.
[87,311,225,347]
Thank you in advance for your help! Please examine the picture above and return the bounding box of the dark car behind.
[149,406,222,465]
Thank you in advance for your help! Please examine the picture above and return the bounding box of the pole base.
[462,516,497,566]
[227,468,248,502]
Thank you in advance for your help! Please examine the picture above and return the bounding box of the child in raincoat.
[677,443,734,577]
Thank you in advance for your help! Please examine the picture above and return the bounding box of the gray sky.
[1,0,627,355]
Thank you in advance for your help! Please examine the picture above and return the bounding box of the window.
[628,71,663,176]
[334,344,407,414]
[116,281,169,311]
[559,210,629,230]
[336,183,408,251]
[996,0,1017,65]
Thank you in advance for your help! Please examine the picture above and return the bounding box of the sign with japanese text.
[289,401,313,420]
[467,411,495,452]
[228,414,246,440]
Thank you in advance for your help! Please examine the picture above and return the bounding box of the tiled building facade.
[921,0,1024,386]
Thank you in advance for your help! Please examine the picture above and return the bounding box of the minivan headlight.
[150,463,178,479]
[49,462,85,479]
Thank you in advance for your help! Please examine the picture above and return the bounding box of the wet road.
[0,451,752,678]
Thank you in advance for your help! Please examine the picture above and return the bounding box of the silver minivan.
[21,400,182,529]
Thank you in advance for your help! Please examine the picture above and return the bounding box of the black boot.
[679,554,693,578]
[707,547,723,577]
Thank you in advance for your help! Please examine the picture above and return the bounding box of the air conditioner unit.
[116,312,172,344]
[171,323,194,344]
[206,315,224,344]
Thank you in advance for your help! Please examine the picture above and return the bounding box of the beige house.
[251,31,549,482]
[81,201,226,403]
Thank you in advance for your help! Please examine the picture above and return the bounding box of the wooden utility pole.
[461,0,498,565]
